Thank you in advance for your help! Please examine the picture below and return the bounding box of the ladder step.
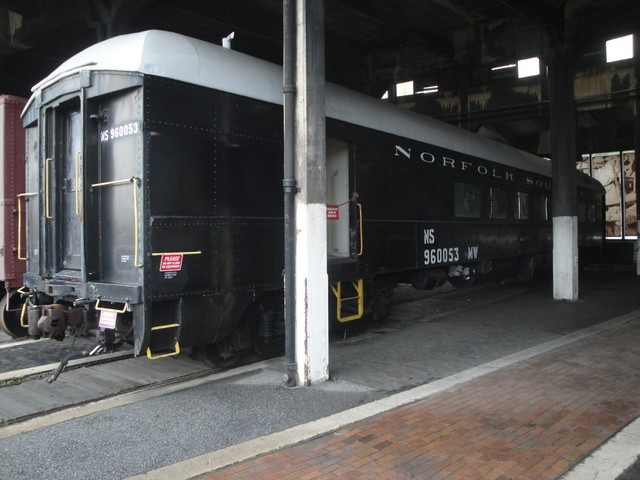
[146,323,181,359]
[151,323,180,331]
[331,279,364,323]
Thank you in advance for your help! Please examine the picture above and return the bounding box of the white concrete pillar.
[293,205,329,385]
[553,216,579,300]
[293,0,329,386]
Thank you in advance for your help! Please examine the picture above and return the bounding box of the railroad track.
[0,286,434,382]
[0,281,535,385]
[0,345,268,428]
[0,329,135,379]
[0,356,280,438]
[0,280,539,427]
[0,349,135,386]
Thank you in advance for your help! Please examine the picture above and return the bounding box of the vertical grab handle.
[90,177,143,268]
[357,203,364,256]
[132,177,142,267]
[17,192,38,261]
[75,152,83,219]
[45,157,53,219]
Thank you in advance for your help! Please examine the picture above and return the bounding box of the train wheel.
[448,269,476,289]
[248,295,285,356]
[194,342,241,368]
[410,270,446,291]
[0,290,28,338]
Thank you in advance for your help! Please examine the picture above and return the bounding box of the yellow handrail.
[91,177,142,267]
[75,152,83,220]
[357,203,364,256]
[90,178,132,188]
[95,299,130,313]
[150,251,202,256]
[149,323,180,330]
[132,177,142,267]
[17,192,38,260]
[45,157,53,219]
[13,287,31,328]
[20,302,27,328]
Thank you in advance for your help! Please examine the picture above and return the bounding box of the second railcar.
[0,94,27,338]
[21,31,604,364]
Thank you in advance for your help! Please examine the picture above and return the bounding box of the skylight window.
[606,34,634,63]
[517,57,540,78]
[491,63,517,71]
[491,58,540,78]
[396,80,414,97]
[416,85,439,95]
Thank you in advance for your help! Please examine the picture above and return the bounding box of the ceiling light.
[518,57,540,78]
[607,34,634,63]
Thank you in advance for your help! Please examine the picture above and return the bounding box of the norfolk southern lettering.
[394,145,551,190]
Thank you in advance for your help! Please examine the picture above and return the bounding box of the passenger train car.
[0,95,28,338]
[20,30,604,364]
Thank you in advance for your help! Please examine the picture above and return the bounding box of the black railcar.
[20,31,604,363]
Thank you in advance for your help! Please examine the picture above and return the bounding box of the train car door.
[86,90,142,287]
[326,138,351,258]
[327,138,366,323]
[44,101,84,280]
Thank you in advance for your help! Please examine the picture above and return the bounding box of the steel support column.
[282,0,297,386]
[292,0,329,386]
[549,44,579,300]
[634,34,640,276]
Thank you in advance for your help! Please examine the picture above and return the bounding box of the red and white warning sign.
[326,205,339,221]
[98,310,117,329]
[159,254,184,272]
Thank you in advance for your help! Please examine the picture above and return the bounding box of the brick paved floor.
[198,318,640,480]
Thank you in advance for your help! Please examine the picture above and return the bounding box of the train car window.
[577,202,587,222]
[454,182,482,218]
[489,187,509,219]
[515,191,529,220]
[532,195,549,221]
[595,195,603,223]
[358,161,450,220]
